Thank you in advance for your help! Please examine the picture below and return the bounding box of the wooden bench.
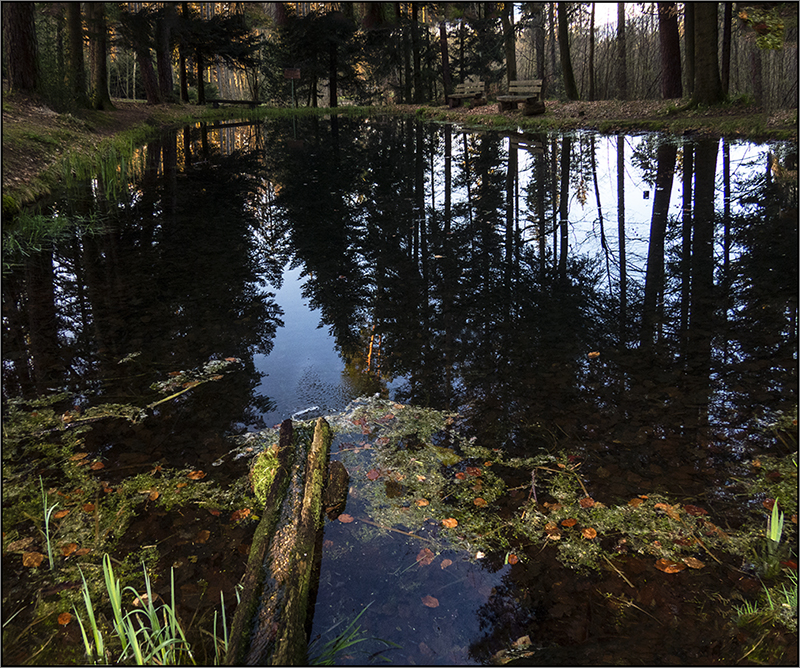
[211,99,258,109]
[497,79,545,115]
[447,81,486,108]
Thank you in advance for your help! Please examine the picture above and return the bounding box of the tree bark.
[557,3,579,100]
[684,3,695,97]
[86,3,113,110]
[329,42,338,107]
[616,2,627,100]
[411,3,422,102]
[720,2,732,95]
[2,2,39,94]
[137,46,162,105]
[66,3,88,106]
[156,5,176,101]
[439,21,452,97]
[658,2,682,99]
[749,36,763,106]
[588,4,595,101]
[196,49,205,105]
[501,2,517,85]
[691,3,723,105]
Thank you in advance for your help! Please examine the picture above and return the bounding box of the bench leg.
[498,100,516,112]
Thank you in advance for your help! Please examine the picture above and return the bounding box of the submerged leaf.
[579,497,595,509]
[561,518,578,527]
[654,558,686,574]
[22,552,45,568]
[58,612,72,626]
[683,557,705,569]
[187,470,207,480]
[416,548,435,566]
[440,559,453,569]
[581,527,598,539]
[338,514,355,523]
[421,595,439,608]
[474,497,488,507]
[366,468,382,481]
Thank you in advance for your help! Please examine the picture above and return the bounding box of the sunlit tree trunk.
[658,2,682,99]
[3,2,39,94]
[557,3,579,100]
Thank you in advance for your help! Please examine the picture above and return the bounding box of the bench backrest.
[507,79,543,95]
[454,81,486,95]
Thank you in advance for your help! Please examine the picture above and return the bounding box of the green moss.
[252,448,280,508]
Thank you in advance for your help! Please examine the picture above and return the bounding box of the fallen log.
[226,417,332,665]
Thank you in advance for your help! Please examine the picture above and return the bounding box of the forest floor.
[2,94,797,213]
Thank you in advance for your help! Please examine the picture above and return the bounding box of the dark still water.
[2,116,797,664]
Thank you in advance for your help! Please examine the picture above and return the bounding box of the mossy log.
[226,417,332,665]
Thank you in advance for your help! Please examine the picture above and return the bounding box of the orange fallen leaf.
[338,514,354,523]
[544,522,559,532]
[70,453,89,461]
[579,497,595,509]
[75,548,91,556]
[587,351,601,359]
[440,559,453,569]
[683,557,705,569]
[484,461,493,467]
[82,503,95,512]
[90,462,105,471]
[230,508,251,522]
[454,472,466,480]
[148,490,159,501]
[416,499,429,507]
[176,482,188,489]
[442,518,458,528]
[683,504,708,516]
[473,497,488,507]
[628,498,644,507]
[421,594,439,608]
[582,527,598,539]
[61,543,78,557]
[187,471,206,480]
[22,552,45,568]
[366,468,382,481]
[195,529,211,544]
[654,558,686,574]
[561,518,578,527]
[208,508,221,516]
[507,553,519,564]
[466,466,482,477]
[763,498,776,511]
[58,612,72,626]
[416,548,435,566]
[224,357,238,362]
[53,510,70,520]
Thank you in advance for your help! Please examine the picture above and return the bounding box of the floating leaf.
[195,529,211,544]
[6,537,34,552]
[53,509,70,520]
[208,508,221,516]
[484,461,493,467]
[654,558,686,574]
[148,490,159,501]
[421,595,439,608]
[683,557,705,569]
[466,466,482,477]
[75,548,91,556]
[440,559,453,569]
[628,498,644,507]
[561,518,578,527]
[230,508,251,522]
[338,514,355,523]
[61,543,78,557]
[683,504,708,516]
[90,461,105,471]
[587,351,601,359]
[366,468,382,481]
[473,497,488,507]
[442,518,458,528]
[416,499,429,507]
[507,554,519,565]
[176,482,188,489]
[455,472,466,480]
[58,612,72,626]
[545,522,559,532]
[82,503,95,513]
[763,498,776,511]
[22,552,45,568]
[582,527,598,539]
[187,471,206,480]
[579,497,595,509]
[654,502,681,520]
[70,453,89,461]
[416,548,435,566]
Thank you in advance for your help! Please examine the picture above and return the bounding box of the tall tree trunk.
[720,2,732,95]
[532,2,545,79]
[179,2,189,102]
[137,46,161,105]
[617,135,627,345]
[588,3,595,100]
[403,8,412,102]
[558,137,571,278]
[691,3,723,105]
[548,4,557,87]
[196,49,205,105]
[557,3,579,100]
[2,2,39,94]
[329,42,338,107]
[684,3,695,97]
[658,2,682,99]
[411,3,422,102]
[66,3,88,106]
[749,37,763,106]
[156,5,175,101]
[616,2,627,100]
[439,21,452,97]
[86,3,113,110]
[501,2,516,84]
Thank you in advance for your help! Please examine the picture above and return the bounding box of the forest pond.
[2,115,797,665]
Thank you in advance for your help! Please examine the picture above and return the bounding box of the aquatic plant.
[307,602,400,665]
[39,476,59,570]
